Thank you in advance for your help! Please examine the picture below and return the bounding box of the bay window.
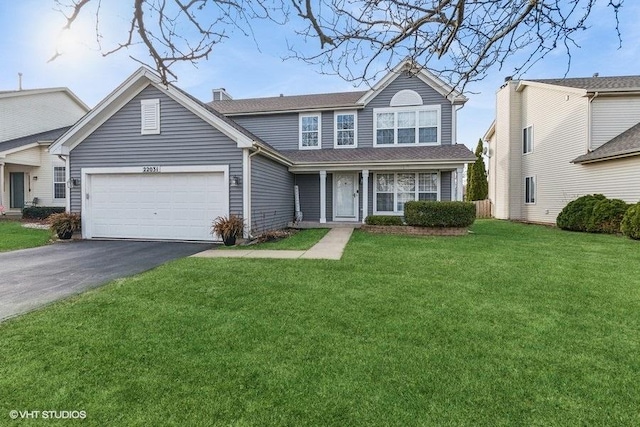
[374,172,439,214]
[374,105,440,146]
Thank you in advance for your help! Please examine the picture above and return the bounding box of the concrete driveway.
[0,240,213,322]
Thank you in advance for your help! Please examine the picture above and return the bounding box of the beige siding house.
[0,89,89,214]
[485,75,640,224]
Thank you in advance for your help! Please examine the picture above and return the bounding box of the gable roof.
[0,87,90,111]
[0,126,71,155]
[210,91,367,115]
[49,67,284,160]
[572,122,640,164]
[527,76,640,93]
[209,59,467,115]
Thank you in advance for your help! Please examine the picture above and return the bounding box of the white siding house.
[0,89,89,214]
[485,76,640,224]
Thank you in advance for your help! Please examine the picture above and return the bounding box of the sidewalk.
[191,228,354,260]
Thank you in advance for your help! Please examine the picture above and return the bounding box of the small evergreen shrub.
[365,215,404,226]
[404,201,476,228]
[556,194,606,231]
[22,206,66,220]
[587,198,628,234]
[621,202,640,240]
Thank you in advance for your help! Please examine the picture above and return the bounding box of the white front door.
[334,173,358,221]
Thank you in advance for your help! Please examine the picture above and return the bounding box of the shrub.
[404,201,476,228]
[47,212,81,238]
[22,206,65,220]
[212,215,244,239]
[621,202,640,240]
[365,215,404,226]
[587,198,628,234]
[556,194,606,231]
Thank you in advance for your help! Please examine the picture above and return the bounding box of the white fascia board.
[483,120,496,141]
[0,142,40,156]
[516,80,587,95]
[289,160,472,172]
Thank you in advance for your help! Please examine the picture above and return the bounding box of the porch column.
[319,170,327,223]
[361,169,369,223]
[456,166,464,201]
[0,161,4,209]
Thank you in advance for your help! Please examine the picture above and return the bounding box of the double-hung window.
[300,113,321,149]
[525,176,536,204]
[53,166,66,199]
[523,125,533,154]
[334,112,357,147]
[374,172,438,214]
[374,106,440,146]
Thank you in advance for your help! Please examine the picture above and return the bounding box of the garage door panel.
[87,171,227,241]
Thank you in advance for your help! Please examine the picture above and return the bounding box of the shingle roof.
[572,122,640,163]
[209,91,368,115]
[280,144,476,164]
[0,126,72,154]
[530,76,640,91]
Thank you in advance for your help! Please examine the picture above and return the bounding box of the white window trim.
[53,166,66,200]
[334,111,358,148]
[141,99,160,135]
[299,113,322,150]
[373,171,441,215]
[523,125,533,154]
[373,105,441,147]
[525,175,536,205]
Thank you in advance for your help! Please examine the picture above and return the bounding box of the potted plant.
[212,215,244,246]
[48,212,81,240]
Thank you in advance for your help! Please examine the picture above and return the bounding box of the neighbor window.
[374,106,440,146]
[525,176,536,204]
[523,125,533,154]
[374,172,438,214]
[141,99,160,135]
[335,112,357,147]
[53,166,66,199]
[299,113,321,149]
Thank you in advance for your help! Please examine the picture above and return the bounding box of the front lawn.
[0,221,51,252]
[1,220,639,425]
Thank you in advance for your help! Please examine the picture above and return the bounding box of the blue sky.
[1,1,639,149]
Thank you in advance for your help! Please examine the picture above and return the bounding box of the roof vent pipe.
[18,72,23,90]
[593,73,599,78]
[504,76,512,82]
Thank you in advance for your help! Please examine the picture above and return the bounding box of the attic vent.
[390,89,423,107]
[141,99,160,135]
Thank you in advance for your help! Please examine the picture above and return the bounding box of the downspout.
[587,91,599,152]
[452,101,466,201]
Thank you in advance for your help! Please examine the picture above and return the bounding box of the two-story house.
[485,75,640,224]
[50,61,475,241]
[0,88,89,214]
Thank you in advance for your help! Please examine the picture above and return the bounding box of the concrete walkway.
[192,228,354,260]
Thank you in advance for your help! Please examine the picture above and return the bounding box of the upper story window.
[374,106,440,146]
[299,113,321,149]
[53,166,66,199]
[141,99,160,135]
[334,112,357,148]
[522,125,533,154]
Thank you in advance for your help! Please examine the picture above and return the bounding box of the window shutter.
[141,99,160,134]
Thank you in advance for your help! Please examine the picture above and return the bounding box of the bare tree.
[53,0,624,89]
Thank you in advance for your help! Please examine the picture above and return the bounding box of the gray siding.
[295,173,333,221]
[69,85,243,215]
[232,113,299,151]
[251,154,295,233]
[441,171,452,201]
[360,72,453,147]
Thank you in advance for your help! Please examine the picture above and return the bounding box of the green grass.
[230,228,329,250]
[0,221,51,252]
[1,220,639,425]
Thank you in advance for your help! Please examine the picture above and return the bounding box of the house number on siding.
[142,166,161,173]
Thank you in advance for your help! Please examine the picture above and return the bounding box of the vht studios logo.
[9,410,86,420]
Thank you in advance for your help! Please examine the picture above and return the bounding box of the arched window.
[390,90,423,107]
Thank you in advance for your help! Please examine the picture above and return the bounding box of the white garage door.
[85,171,228,241]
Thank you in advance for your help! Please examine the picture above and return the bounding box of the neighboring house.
[50,61,475,241]
[0,88,89,214]
[485,75,640,224]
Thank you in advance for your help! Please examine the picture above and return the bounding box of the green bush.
[556,194,606,231]
[22,206,66,220]
[621,203,640,240]
[365,215,404,226]
[404,201,476,228]
[587,198,628,234]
